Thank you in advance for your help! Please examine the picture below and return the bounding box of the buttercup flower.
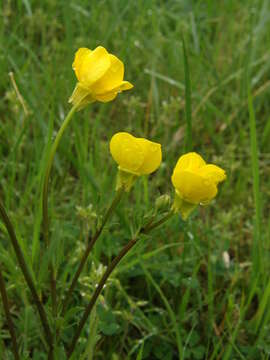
[171,152,226,219]
[110,132,162,191]
[69,46,133,109]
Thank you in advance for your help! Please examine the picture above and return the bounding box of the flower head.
[110,132,162,191]
[171,152,226,219]
[69,46,133,109]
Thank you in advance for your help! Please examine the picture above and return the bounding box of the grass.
[1,0,270,358]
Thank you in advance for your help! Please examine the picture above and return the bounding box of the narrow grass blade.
[182,36,192,152]
[248,90,262,275]
[141,263,183,359]
[136,341,144,360]
[255,277,270,332]
[262,114,270,149]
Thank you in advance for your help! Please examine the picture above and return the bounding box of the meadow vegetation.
[0,0,270,358]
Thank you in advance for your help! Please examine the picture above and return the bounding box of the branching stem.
[66,210,175,357]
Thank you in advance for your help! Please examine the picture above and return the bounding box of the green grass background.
[1,0,270,359]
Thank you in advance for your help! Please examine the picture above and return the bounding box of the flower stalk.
[42,104,78,249]
[42,104,78,317]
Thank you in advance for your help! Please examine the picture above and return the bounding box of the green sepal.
[172,191,197,220]
[116,169,137,192]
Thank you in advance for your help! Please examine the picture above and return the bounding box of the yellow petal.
[136,138,162,175]
[110,132,145,174]
[94,91,118,102]
[71,46,133,107]
[174,152,206,172]
[91,54,124,94]
[171,170,217,204]
[72,48,92,80]
[118,81,133,91]
[79,46,111,87]
[94,81,134,102]
[197,164,226,185]
[110,132,162,176]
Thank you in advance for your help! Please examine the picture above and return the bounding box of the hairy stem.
[0,265,20,360]
[66,210,175,357]
[61,188,124,316]
[0,200,53,350]
[67,237,137,357]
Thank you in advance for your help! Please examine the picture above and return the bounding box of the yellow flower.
[171,152,226,219]
[69,46,133,109]
[110,132,162,191]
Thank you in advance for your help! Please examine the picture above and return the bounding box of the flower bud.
[155,194,171,212]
